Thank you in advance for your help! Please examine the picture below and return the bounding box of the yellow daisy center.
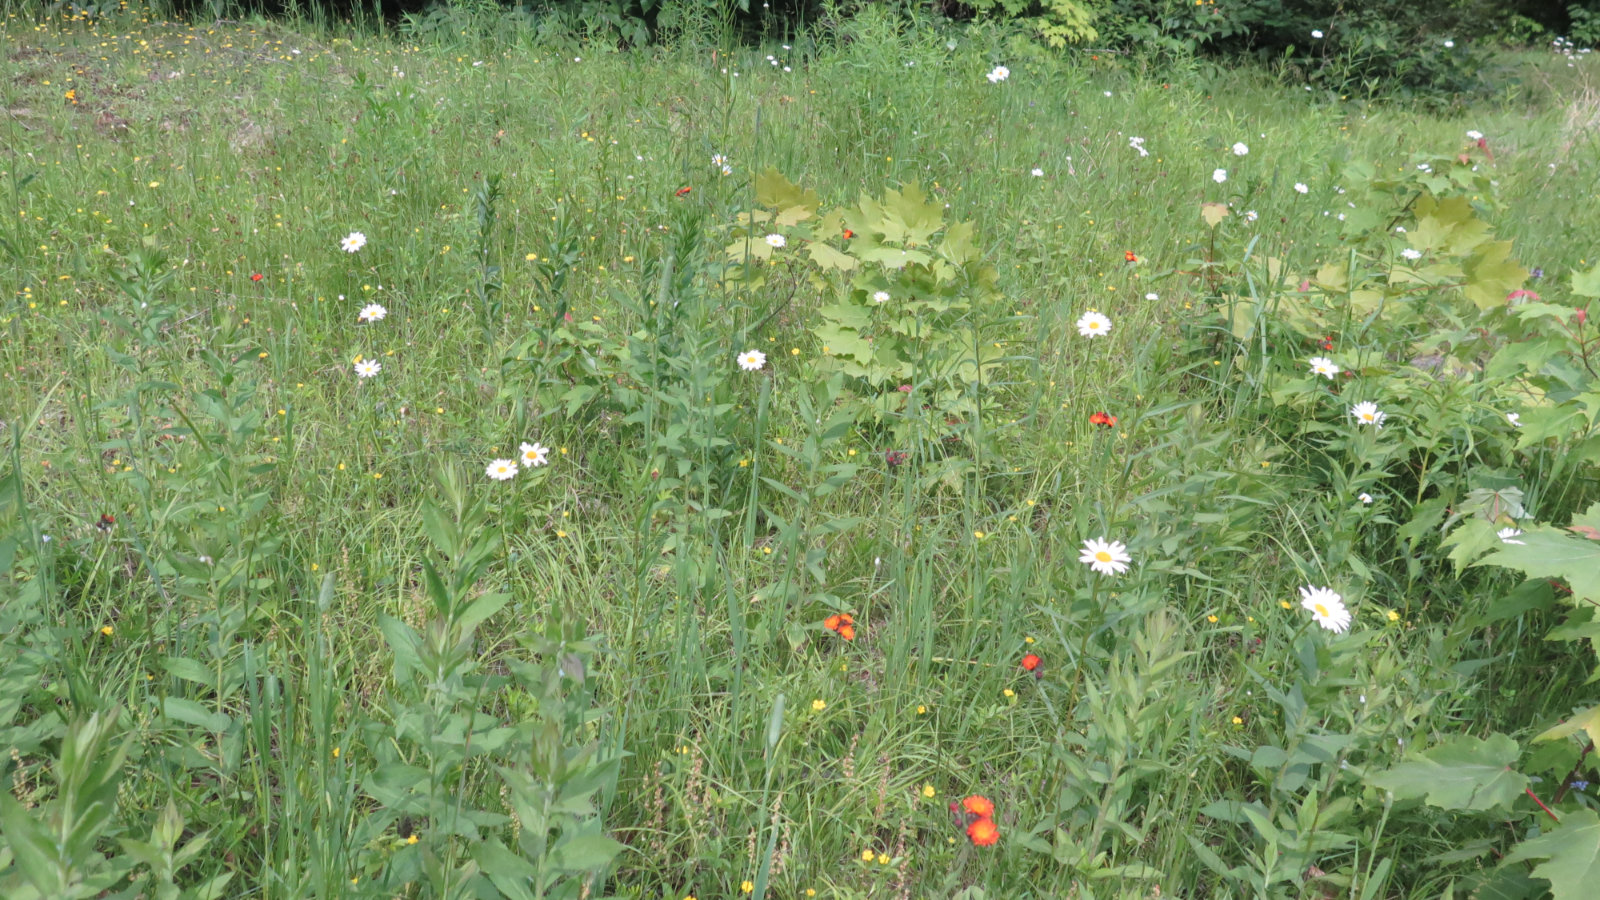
[1314,603,1329,617]
[1095,550,1112,562]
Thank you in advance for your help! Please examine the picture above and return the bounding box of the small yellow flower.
[1387,609,1400,622]
[1207,615,1218,624]
[332,747,340,758]
[922,783,936,798]
[973,530,985,540]
[861,849,875,862]
[812,699,825,711]
[406,834,418,845]
[1024,636,1034,644]
[806,891,816,898]
[100,625,114,636]
[877,853,890,865]
[1280,600,1292,609]
[916,705,926,714]
[1232,716,1244,725]
[790,348,800,356]
[741,881,754,894]
[1003,688,1015,698]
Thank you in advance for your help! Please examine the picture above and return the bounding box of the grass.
[3,3,1600,899]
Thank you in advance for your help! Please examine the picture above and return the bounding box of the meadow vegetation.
[3,3,1600,898]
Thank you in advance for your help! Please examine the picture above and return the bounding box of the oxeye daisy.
[1076,311,1112,338]
[764,233,786,249]
[1232,142,1249,156]
[1294,182,1309,194]
[1506,412,1522,428]
[1466,130,1483,141]
[1079,537,1131,576]
[1212,168,1228,184]
[985,65,1009,83]
[1298,586,1351,633]
[485,459,518,481]
[341,231,367,253]
[1308,356,1339,379]
[872,290,890,303]
[1350,401,1386,428]
[737,349,766,371]
[1358,492,1374,505]
[519,441,550,467]
[1401,248,1422,260]
[354,359,381,378]
[358,303,387,322]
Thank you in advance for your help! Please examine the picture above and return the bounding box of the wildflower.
[1129,136,1149,157]
[986,65,1009,83]
[923,784,936,798]
[1308,357,1339,379]
[1507,289,1540,302]
[674,186,691,197]
[764,233,786,249]
[1497,527,1526,545]
[100,625,114,636]
[712,153,728,167]
[720,164,733,176]
[1031,167,1044,177]
[886,450,909,466]
[1358,492,1374,505]
[485,459,518,481]
[1146,292,1159,301]
[1020,653,1041,673]
[861,849,875,862]
[519,442,550,467]
[1443,39,1455,48]
[1125,250,1138,262]
[1079,537,1132,576]
[1088,411,1117,428]
[1232,142,1249,156]
[95,513,116,533]
[1075,310,1112,338]
[358,303,387,322]
[354,359,381,378]
[1245,210,1259,222]
[741,881,754,894]
[812,699,825,711]
[341,231,367,253]
[1401,248,1422,260]
[251,272,264,282]
[872,290,890,303]
[966,817,999,847]
[824,613,856,641]
[1299,586,1351,633]
[1212,169,1228,184]
[737,349,766,371]
[962,795,996,818]
[1294,182,1309,194]
[1350,401,1386,428]
[1312,29,1324,38]
[1506,412,1521,427]
[1466,130,1483,141]
[1386,609,1400,621]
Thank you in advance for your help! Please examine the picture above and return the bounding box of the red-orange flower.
[1124,250,1138,262]
[842,228,854,239]
[251,273,263,282]
[1021,653,1041,672]
[824,613,856,641]
[675,186,692,197]
[1089,412,1117,428]
[961,795,995,819]
[966,817,999,847]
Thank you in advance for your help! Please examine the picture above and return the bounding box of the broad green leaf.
[158,697,232,733]
[1200,203,1229,228]
[1534,705,1600,748]
[548,834,625,872]
[1365,733,1527,811]
[753,168,818,214]
[1503,809,1600,900]
[0,791,63,895]
[1462,241,1528,311]
[804,241,856,271]
[1476,527,1600,601]
[1572,262,1600,298]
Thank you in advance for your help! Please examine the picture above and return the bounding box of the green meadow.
[3,5,1600,899]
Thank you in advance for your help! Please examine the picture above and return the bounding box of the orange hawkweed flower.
[675,186,692,197]
[966,817,999,847]
[824,613,856,641]
[1088,412,1117,428]
[842,228,854,239]
[961,795,995,819]
[1124,250,1138,262]
[1020,653,1041,672]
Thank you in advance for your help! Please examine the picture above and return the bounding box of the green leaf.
[0,791,63,895]
[1365,733,1527,811]
[754,168,819,216]
[1572,262,1600,299]
[1462,241,1528,311]
[1200,203,1229,228]
[1475,528,1600,601]
[1503,809,1600,900]
[158,698,232,733]
[548,834,625,872]
[804,241,856,271]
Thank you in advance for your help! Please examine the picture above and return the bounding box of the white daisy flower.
[1232,142,1249,156]
[341,231,367,253]
[1031,167,1044,177]
[1245,209,1259,222]
[1498,527,1525,545]
[358,303,387,323]
[720,164,733,176]
[1466,130,1483,140]
[1212,169,1228,184]
[485,459,518,481]
[1299,586,1352,633]
[354,359,381,379]
[1506,412,1521,427]
[1308,357,1340,379]
[737,349,766,371]
[1076,311,1112,338]
[872,291,890,303]
[986,65,1009,83]
[1145,292,1159,301]
[764,233,786,249]
[1294,182,1309,194]
[1350,401,1386,428]
[1443,40,1454,48]
[1079,537,1132,576]
[1312,29,1324,38]
[1401,248,1422,260]
[1358,492,1374,505]
[519,442,550,467]
[712,153,728,167]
